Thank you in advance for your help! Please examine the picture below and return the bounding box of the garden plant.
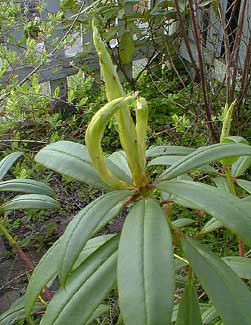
[2,20,251,325]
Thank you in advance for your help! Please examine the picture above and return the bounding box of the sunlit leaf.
[119,31,134,65]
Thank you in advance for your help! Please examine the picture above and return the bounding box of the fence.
[2,0,251,96]
[1,0,154,99]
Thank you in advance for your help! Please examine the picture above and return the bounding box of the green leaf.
[222,256,251,279]
[200,217,223,234]
[0,179,55,196]
[25,239,61,318]
[224,136,248,144]
[35,141,108,189]
[0,194,59,211]
[87,304,110,324]
[118,199,175,325]
[236,179,251,194]
[212,177,229,192]
[40,236,119,325]
[231,156,251,177]
[61,0,77,9]
[26,234,116,318]
[159,143,251,181]
[146,145,194,158]
[148,155,216,174]
[182,237,251,325]
[0,152,22,181]
[157,180,251,244]
[106,151,132,184]
[148,155,184,166]
[176,280,203,325]
[58,190,131,284]
[74,234,115,270]
[119,31,134,65]
[103,26,121,42]
[0,296,42,325]
[201,306,218,324]
[172,218,195,228]
[221,136,248,165]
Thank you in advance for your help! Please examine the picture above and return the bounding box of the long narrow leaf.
[118,199,175,325]
[35,141,108,189]
[148,156,216,174]
[201,306,218,324]
[172,218,195,228]
[25,239,61,318]
[0,179,55,196]
[212,176,229,192]
[0,194,59,211]
[231,156,251,177]
[106,151,132,183]
[236,179,251,194]
[200,217,223,234]
[182,237,251,325]
[25,234,115,318]
[0,152,22,181]
[157,180,251,244]
[0,296,42,325]
[146,145,194,157]
[222,256,251,279]
[58,190,131,284]
[87,304,110,324]
[148,155,184,166]
[40,236,119,325]
[159,143,251,180]
[176,280,203,325]
[73,234,115,270]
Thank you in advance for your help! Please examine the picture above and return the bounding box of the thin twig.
[187,0,215,142]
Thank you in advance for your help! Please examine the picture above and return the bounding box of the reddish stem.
[12,243,53,301]
[238,240,245,257]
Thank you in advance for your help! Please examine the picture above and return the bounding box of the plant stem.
[0,220,53,300]
[223,165,244,256]
[174,253,189,265]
